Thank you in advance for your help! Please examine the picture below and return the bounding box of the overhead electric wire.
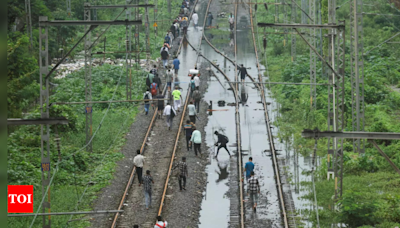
[29,57,128,228]
[64,105,137,227]
[364,32,400,55]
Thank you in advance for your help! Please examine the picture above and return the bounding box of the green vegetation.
[254,0,400,227]
[7,0,181,227]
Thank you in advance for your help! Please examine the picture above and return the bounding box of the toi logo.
[8,185,34,213]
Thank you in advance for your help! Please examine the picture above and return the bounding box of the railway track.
[248,1,290,227]
[110,0,201,227]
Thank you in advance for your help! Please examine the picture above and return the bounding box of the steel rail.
[233,2,245,228]
[156,0,204,217]
[110,86,166,228]
[249,1,289,227]
[201,33,261,90]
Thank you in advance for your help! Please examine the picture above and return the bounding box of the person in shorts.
[155,90,165,119]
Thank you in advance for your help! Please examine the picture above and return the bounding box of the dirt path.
[158,64,211,227]
[89,34,183,228]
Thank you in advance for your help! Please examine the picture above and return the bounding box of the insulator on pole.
[264,3,268,11]
[255,4,258,12]
[263,36,267,49]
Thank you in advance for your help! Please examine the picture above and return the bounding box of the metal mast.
[39,16,51,228]
[145,0,150,62]
[126,0,132,100]
[84,3,93,152]
[25,0,33,48]
[309,0,316,109]
[350,0,365,154]
[67,0,72,16]
[291,0,296,61]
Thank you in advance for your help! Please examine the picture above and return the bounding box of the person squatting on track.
[143,170,154,210]
[244,157,255,181]
[173,157,188,191]
[183,120,193,151]
[143,89,152,115]
[190,126,202,156]
[214,131,231,157]
[133,149,145,186]
[163,102,176,130]
[247,171,260,212]
[172,86,182,112]
[156,90,165,119]
[187,101,197,124]
[154,216,168,228]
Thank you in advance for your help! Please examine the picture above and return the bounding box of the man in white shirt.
[163,102,176,130]
[133,150,145,186]
[194,74,200,90]
[192,11,199,28]
[187,101,197,124]
[154,216,168,228]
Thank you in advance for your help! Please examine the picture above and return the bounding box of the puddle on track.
[175,3,314,227]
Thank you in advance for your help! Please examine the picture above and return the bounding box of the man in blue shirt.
[244,157,255,181]
[172,56,180,75]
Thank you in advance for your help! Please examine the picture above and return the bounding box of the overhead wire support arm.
[258,22,344,29]
[39,20,143,26]
[84,4,154,9]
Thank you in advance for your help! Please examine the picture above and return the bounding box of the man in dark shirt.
[173,157,188,191]
[214,131,231,157]
[156,91,165,119]
[183,120,193,151]
[143,170,154,210]
[150,65,158,77]
[238,64,248,82]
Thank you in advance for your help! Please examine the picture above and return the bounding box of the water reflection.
[215,159,229,183]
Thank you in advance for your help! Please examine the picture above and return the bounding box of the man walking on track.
[187,101,197,124]
[190,126,202,156]
[172,86,182,112]
[192,11,199,28]
[166,67,173,92]
[244,157,255,181]
[184,120,193,151]
[173,157,188,191]
[214,131,231,157]
[238,64,248,82]
[154,216,168,228]
[150,65,158,77]
[247,171,260,212]
[161,46,169,68]
[194,74,200,90]
[150,81,158,97]
[192,89,201,113]
[156,91,165,119]
[163,102,176,130]
[143,170,154,210]
[143,89,152,115]
[173,56,180,75]
[133,150,145,186]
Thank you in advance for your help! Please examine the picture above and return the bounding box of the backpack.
[170,107,176,118]
[220,134,229,143]
[161,49,169,59]
[164,36,170,43]
[150,83,157,95]
[170,25,176,31]
[190,80,196,90]
[146,76,151,87]
[144,92,150,102]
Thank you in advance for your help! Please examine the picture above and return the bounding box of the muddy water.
[177,2,314,227]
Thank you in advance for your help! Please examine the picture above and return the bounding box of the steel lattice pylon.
[350,0,365,154]
[134,0,140,67]
[67,0,71,16]
[39,16,51,228]
[84,3,93,152]
[309,0,317,109]
[145,0,150,62]
[291,0,296,62]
